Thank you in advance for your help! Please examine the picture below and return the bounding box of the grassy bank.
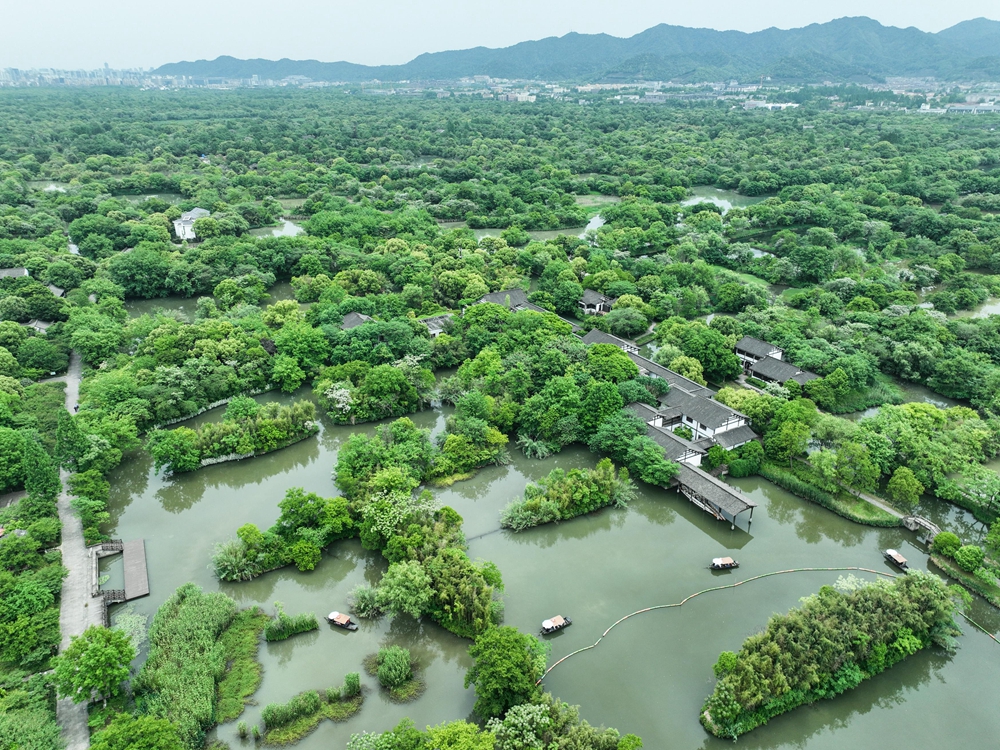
[216,607,270,723]
[930,555,1000,609]
[262,687,363,745]
[362,652,426,703]
[759,463,901,527]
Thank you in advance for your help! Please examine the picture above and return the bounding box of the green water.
[101,395,1000,749]
[683,187,767,214]
[122,282,299,321]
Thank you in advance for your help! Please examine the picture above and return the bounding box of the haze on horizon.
[3,0,998,71]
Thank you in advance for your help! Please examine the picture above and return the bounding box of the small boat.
[710,557,739,570]
[326,611,358,631]
[884,549,908,570]
[541,615,572,635]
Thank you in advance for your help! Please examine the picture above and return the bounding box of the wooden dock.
[122,539,149,600]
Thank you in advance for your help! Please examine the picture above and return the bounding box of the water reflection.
[103,393,1000,750]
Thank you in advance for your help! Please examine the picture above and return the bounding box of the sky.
[3,0,998,70]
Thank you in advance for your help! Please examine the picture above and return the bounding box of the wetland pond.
[101,391,1000,749]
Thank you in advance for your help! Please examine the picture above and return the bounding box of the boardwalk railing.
[102,589,126,604]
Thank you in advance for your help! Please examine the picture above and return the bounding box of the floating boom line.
[537,566,998,684]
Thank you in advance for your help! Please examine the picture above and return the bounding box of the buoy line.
[537,566,998,684]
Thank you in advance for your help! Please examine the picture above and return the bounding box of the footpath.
[54,351,102,750]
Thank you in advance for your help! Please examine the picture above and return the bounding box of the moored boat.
[327,611,358,631]
[541,615,571,635]
[710,556,739,570]
[884,549,908,570]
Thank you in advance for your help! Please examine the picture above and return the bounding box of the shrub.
[954,544,984,572]
[500,459,630,531]
[932,532,962,558]
[349,584,383,619]
[376,646,412,689]
[727,459,756,478]
[343,672,361,698]
[262,690,321,729]
[264,603,318,642]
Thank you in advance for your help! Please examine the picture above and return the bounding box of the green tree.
[0,426,26,493]
[377,560,433,619]
[465,626,546,719]
[91,714,185,750]
[668,355,706,385]
[765,421,811,466]
[147,427,201,474]
[954,545,984,572]
[56,409,89,470]
[52,625,135,707]
[886,467,924,510]
[932,532,961,557]
[272,354,307,393]
[579,380,625,433]
[834,442,878,497]
[587,344,639,383]
[680,327,741,383]
[23,437,61,501]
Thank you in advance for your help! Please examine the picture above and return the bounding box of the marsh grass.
[216,607,270,723]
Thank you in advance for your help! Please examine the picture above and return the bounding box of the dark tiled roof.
[750,356,818,384]
[626,401,661,422]
[419,314,454,331]
[645,424,707,461]
[581,329,637,348]
[714,425,759,450]
[341,311,374,330]
[477,288,529,308]
[660,388,745,429]
[736,336,781,358]
[581,288,615,306]
[627,353,714,399]
[676,463,757,516]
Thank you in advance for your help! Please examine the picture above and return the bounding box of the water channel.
[100,390,1000,750]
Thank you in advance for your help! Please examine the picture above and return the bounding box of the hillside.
[154,16,1000,83]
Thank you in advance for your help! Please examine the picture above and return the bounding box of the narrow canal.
[101,392,1000,749]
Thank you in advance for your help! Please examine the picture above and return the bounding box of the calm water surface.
[123,282,299,321]
[102,395,1000,749]
[683,187,766,214]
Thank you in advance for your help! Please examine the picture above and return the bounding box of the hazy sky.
[3,0,998,70]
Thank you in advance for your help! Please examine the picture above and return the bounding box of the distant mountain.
[154,16,1000,84]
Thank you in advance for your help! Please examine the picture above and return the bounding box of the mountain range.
[154,16,1000,84]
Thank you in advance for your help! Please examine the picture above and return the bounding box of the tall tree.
[53,625,135,707]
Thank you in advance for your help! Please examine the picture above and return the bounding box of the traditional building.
[172,208,210,241]
[340,311,373,330]
[578,289,616,315]
[735,336,782,370]
[734,335,817,385]
[749,356,819,386]
[581,328,639,355]
[418,314,454,338]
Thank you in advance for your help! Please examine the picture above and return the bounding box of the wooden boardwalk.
[122,540,149,600]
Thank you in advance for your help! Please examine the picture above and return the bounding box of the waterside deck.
[672,464,757,530]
